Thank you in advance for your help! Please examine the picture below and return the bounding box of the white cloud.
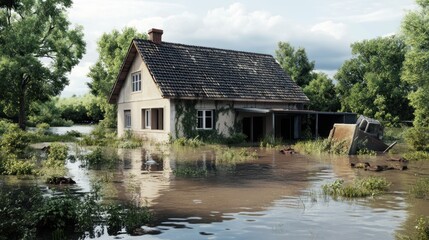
[311,21,347,40]
[62,0,414,96]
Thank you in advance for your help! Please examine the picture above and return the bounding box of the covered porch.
[235,108,357,142]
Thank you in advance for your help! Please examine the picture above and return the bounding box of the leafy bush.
[0,123,30,155]
[83,147,120,169]
[35,123,50,135]
[80,124,117,146]
[2,158,35,175]
[410,178,429,200]
[404,151,429,161]
[322,177,390,198]
[172,136,205,147]
[404,127,429,151]
[44,143,68,168]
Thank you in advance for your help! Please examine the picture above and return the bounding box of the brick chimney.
[148,28,163,44]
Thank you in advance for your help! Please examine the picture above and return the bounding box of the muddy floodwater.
[2,143,429,239]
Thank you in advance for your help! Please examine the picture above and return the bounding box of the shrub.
[35,123,50,135]
[83,147,120,169]
[404,127,429,151]
[172,136,205,147]
[44,143,68,168]
[0,123,30,155]
[410,178,429,200]
[2,158,35,175]
[404,151,429,161]
[322,177,390,198]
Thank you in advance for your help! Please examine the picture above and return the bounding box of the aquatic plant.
[1,155,36,175]
[322,177,390,198]
[404,151,429,161]
[398,216,429,240]
[356,148,377,156]
[259,136,283,148]
[82,146,120,169]
[173,166,208,177]
[404,127,429,152]
[0,185,153,239]
[410,178,429,200]
[294,139,348,155]
[173,136,205,147]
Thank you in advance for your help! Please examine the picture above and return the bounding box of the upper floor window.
[132,72,141,92]
[197,110,213,130]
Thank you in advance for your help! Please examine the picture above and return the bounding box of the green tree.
[401,0,429,128]
[87,27,146,128]
[275,42,315,87]
[0,0,85,129]
[303,73,340,112]
[335,36,412,125]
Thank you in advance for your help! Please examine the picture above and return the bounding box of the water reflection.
[2,143,429,239]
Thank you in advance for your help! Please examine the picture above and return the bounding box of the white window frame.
[196,110,214,130]
[131,71,141,92]
[145,109,151,129]
[124,110,131,128]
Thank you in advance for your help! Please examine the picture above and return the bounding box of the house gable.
[117,53,164,103]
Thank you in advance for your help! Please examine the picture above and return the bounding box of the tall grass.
[322,177,390,198]
[294,139,348,155]
[410,178,429,200]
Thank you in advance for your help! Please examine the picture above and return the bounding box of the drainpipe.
[315,113,319,139]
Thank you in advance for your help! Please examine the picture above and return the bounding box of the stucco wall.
[117,55,171,142]
[169,100,300,139]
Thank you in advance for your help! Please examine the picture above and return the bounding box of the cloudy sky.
[62,0,416,97]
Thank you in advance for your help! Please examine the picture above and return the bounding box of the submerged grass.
[410,178,429,200]
[322,177,390,198]
[294,139,349,155]
[173,166,208,177]
[404,151,429,161]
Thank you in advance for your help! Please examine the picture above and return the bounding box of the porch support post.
[272,112,275,140]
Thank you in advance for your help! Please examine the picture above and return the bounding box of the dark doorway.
[280,116,292,140]
[253,117,264,141]
[242,117,251,141]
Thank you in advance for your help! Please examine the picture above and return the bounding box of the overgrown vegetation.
[82,146,121,169]
[404,127,429,152]
[399,216,429,240]
[294,139,349,155]
[322,177,390,198]
[410,178,429,200]
[173,166,208,177]
[0,185,152,239]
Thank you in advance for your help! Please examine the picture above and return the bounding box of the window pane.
[138,80,141,91]
[197,110,203,117]
[205,115,212,129]
[197,117,203,129]
[205,110,212,117]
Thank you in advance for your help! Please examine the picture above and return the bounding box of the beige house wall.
[170,100,299,139]
[117,54,171,142]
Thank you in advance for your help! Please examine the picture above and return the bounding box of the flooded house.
[109,28,355,142]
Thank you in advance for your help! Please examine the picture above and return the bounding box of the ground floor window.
[197,110,213,129]
[142,108,164,130]
[124,110,131,128]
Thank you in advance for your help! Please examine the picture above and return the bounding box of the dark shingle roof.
[109,39,309,103]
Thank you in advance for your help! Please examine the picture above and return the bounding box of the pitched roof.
[109,39,309,104]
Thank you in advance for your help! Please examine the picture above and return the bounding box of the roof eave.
[165,96,310,104]
[108,40,139,104]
